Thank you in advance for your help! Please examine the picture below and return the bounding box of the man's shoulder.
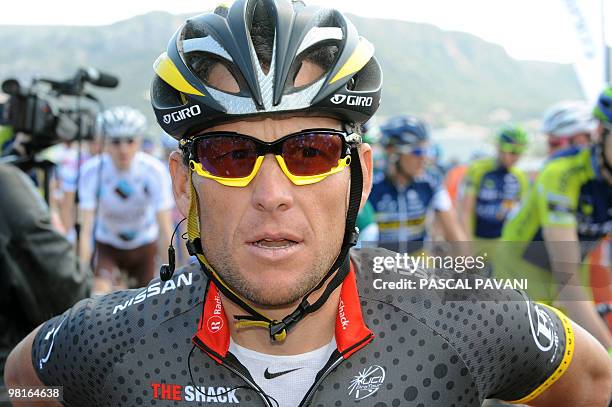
[350,247,524,309]
[31,264,220,404]
[106,263,205,319]
[79,154,105,176]
[468,157,495,172]
[537,148,591,194]
[348,248,573,404]
[540,147,590,178]
[369,176,395,202]
[419,168,444,188]
[33,264,207,375]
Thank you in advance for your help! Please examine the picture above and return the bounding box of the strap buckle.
[186,238,202,256]
[269,299,310,341]
[345,226,360,247]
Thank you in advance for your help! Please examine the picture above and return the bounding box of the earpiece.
[160,218,186,281]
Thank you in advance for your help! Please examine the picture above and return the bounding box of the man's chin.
[228,270,321,308]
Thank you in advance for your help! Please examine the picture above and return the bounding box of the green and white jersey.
[502,146,612,243]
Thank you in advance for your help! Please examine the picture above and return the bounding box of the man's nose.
[249,154,294,213]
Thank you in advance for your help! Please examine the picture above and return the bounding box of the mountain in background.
[0,12,583,131]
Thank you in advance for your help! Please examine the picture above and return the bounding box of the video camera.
[0,67,119,153]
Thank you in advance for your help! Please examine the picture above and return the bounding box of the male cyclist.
[497,87,612,349]
[79,106,174,292]
[369,115,466,252]
[5,2,612,406]
[460,126,529,240]
[541,100,596,157]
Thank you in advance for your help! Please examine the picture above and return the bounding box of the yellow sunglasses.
[181,129,359,187]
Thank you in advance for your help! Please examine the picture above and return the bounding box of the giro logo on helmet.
[329,94,373,107]
[330,94,347,104]
[162,105,202,124]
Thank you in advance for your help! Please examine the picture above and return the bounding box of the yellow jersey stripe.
[509,304,574,404]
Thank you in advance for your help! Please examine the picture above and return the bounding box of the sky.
[1,0,610,65]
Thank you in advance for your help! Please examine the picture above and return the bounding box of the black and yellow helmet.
[151,0,383,140]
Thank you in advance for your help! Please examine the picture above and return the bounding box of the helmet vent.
[285,43,339,93]
[249,0,275,75]
[151,76,187,108]
[184,51,248,95]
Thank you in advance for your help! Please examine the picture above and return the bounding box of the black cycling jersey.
[32,248,573,407]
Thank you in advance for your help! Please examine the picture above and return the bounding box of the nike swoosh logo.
[39,316,67,369]
[263,367,301,379]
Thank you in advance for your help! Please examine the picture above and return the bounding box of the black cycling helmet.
[380,115,429,147]
[153,0,381,343]
[151,0,383,139]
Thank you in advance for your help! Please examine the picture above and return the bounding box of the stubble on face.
[195,181,346,307]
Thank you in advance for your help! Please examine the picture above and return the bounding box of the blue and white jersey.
[368,170,452,252]
[79,152,174,249]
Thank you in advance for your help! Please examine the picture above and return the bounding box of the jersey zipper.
[298,333,374,406]
[192,336,273,407]
[220,360,274,407]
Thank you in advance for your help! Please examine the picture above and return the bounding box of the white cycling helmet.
[97,106,147,138]
[540,100,596,137]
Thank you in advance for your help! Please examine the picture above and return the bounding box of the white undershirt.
[229,338,337,407]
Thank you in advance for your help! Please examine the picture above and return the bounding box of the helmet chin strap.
[185,148,363,342]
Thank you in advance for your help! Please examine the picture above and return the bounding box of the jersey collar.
[192,261,373,363]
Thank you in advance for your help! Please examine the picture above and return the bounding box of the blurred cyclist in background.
[460,125,529,241]
[78,106,174,292]
[53,139,102,237]
[496,86,612,348]
[368,115,465,252]
[541,100,597,157]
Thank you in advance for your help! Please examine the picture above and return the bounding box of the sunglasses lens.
[282,133,343,176]
[196,136,258,177]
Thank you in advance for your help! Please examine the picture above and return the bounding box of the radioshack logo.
[329,94,373,106]
[163,105,202,124]
[207,316,223,333]
[151,383,239,403]
[348,365,386,400]
[338,299,350,330]
[207,292,224,333]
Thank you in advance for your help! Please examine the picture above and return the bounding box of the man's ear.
[358,143,374,210]
[169,151,191,218]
